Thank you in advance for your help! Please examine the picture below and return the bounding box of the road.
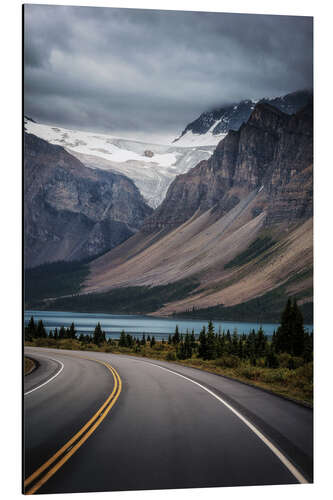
[23,347,313,494]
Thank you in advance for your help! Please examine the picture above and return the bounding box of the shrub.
[215,355,240,368]
[239,366,263,380]
[166,351,177,361]
[261,368,291,384]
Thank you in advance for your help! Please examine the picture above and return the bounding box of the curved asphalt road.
[24,347,313,494]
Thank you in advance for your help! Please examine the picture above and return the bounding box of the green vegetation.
[224,236,276,269]
[25,299,313,405]
[25,259,90,306]
[31,278,200,314]
[174,280,313,324]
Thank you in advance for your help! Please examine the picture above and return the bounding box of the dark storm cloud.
[24,5,313,141]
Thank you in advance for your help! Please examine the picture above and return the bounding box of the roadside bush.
[166,351,177,361]
[33,338,57,348]
[215,355,240,368]
[238,366,263,380]
[295,362,313,382]
[261,368,291,385]
[103,345,114,353]
[277,353,292,368]
[58,339,81,350]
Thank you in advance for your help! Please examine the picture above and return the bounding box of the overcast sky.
[24,5,313,142]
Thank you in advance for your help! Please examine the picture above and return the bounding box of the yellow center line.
[24,354,122,495]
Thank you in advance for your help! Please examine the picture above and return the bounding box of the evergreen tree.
[266,346,279,368]
[141,334,146,346]
[231,330,239,355]
[54,327,58,341]
[93,322,105,345]
[150,336,156,348]
[190,331,196,350]
[36,319,47,338]
[25,316,36,341]
[59,326,66,340]
[275,298,306,356]
[173,325,180,344]
[198,326,207,358]
[206,320,217,360]
[119,330,127,347]
[69,322,77,339]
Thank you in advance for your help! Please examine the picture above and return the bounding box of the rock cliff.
[144,102,312,233]
[24,133,152,268]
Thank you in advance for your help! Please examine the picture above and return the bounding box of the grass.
[24,357,36,375]
[25,338,313,406]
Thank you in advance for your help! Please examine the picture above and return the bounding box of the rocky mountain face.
[24,133,152,268]
[144,102,313,233]
[84,101,313,319]
[24,117,214,209]
[173,90,312,146]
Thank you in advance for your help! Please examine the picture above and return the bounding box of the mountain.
[24,117,214,208]
[24,133,153,268]
[173,90,312,147]
[79,101,312,321]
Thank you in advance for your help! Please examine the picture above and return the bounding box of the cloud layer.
[24,5,313,142]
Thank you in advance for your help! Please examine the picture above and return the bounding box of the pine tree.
[173,325,180,344]
[93,322,105,345]
[198,326,207,358]
[291,299,306,356]
[36,320,47,338]
[69,322,77,339]
[231,330,239,355]
[59,326,66,339]
[25,316,36,341]
[141,334,146,346]
[119,330,127,347]
[275,298,306,356]
[54,328,58,341]
[150,336,156,348]
[206,320,217,360]
[190,331,196,350]
[184,332,192,359]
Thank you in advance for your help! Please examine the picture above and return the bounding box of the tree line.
[24,299,313,369]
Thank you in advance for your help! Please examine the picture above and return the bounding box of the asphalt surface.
[23,347,313,494]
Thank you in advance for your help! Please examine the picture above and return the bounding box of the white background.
[0,0,331,499]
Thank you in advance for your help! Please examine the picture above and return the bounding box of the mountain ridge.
[24,132,153,268]
[173,90,312,147]
[81,101,313,318]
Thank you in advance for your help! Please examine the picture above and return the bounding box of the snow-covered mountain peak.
[24,117,215,208]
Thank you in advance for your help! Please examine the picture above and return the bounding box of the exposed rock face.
[144,102,313,233]
[174,90,312,142]
[24,133,153,268]
[144,150,154,158]
[83,102,312,317]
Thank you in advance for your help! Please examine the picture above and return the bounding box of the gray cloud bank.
[24,5,313,142]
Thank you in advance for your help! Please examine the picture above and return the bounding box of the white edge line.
[24,354,64,396]
[132,358,308,484]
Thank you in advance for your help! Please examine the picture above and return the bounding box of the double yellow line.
[24,358,122,495]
